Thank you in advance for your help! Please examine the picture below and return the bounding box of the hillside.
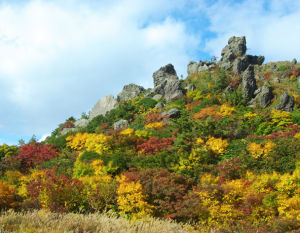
[0,36,300,232]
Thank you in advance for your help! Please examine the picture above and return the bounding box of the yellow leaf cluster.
[135,130,152,139]
[248,141,276,159]
[205,137,229,155]
[196,138,205,145]
[218,104,235,116]
[66,133,111,155]
[66,133,89,151]
[271,109,293,127]
[186,90,203,101]
[120,128,135,136]
[145,122,165,129]
[294,132,300,140]
[244,112,258,120]
[116,175,153,219]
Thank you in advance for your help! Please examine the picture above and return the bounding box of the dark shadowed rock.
[185,84,196,91]
[275,91,294,112]
[247,55,265,65]
[162,108,180,119]
[113,119,128,130]
[89,95,118,120]
[242,65,257,100]
[232,56,249,74]
[117,83,145,102]
[153,64,178,87]
[250,86,273,108]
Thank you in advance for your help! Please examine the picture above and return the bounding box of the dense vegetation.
[0,61,300,232]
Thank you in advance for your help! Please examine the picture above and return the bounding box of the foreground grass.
[0,210,199,233]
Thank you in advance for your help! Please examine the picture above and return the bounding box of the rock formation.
[89,95,118,120]
[113,119,129,130]
[275,91,294,112]
[117,84,145,102]
[242,65,257,100]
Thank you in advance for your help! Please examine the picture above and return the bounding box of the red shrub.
[137,137,174,154]
[146,112,162,124]
[123,168,199,221]
[16,142,58,170]
[263,73,271,80]
[27,168,87,212]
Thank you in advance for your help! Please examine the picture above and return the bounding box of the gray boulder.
[232,56,249,74]
[153,64,178,88]
[151,64,184,102]
[187,60,215,76]
[74,119,89,128]
[113,119,129,130]
[292,58,297,64]
[232,55,265,75]
[247,55,265,65]
[155,102,165,109]
[162,108,181,119]
[89,95,118,120]
[242,65,257,100]
[117,84,145,102]
[164,79,184,102]
[220,36,246,65]
[187,62,199,76]
[275,91,294,112]
[60,127,77,136]
[250,86,273,108]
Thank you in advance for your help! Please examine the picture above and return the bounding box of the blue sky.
[0,0,300,145]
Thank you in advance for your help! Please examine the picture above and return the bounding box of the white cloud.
[0,0,198,141]
[202,0,300,62]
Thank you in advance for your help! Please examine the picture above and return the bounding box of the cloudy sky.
[0,0,300,145]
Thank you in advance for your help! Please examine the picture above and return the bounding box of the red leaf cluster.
[137,137,174,154]
[16,142,58,170]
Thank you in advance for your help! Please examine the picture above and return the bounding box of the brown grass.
[0,210,202,233]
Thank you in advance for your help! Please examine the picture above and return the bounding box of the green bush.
[79,151,101,163]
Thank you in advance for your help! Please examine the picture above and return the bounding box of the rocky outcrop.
[74,119,89,128]
[242,65,257,100]
[117,84,145,102]
[151,64,184,102]
[162,108,181,119]
[89,95,118,120]
[164,79,184,102]
[249,86,273,108]
[219,36,264,73]
[60,127,77,136]
[153,64,178,87]
[187,61,216,76]
[275,91,294,112]
[113,119,128,130]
